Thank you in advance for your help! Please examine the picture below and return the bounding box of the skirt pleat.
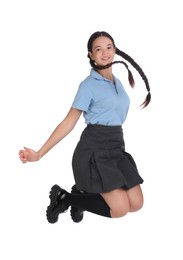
[72,125,143,193]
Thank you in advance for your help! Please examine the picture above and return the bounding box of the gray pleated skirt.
[72,124,143,193]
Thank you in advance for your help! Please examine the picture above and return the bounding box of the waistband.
[79,124,125,150]
[86,124,122,131]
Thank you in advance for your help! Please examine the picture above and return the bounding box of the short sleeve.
[72,82,92,112]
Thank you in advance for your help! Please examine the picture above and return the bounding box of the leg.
[101,189,130,218]
[46,184,143,223]
[126,184,144,212]
[100,184,144,218]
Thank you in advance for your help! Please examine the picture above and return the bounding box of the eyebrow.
[94,44,113,50]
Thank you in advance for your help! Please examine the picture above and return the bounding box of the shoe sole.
[70,207,84,223]
[70,185,84,223]
[46,184,62,224]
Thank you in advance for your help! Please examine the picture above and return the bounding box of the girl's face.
[88,36,116,67]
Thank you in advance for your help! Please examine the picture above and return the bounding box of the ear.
[88,51,94,60]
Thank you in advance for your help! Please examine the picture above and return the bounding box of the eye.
[107,45,113,50]
[95,47,101,52]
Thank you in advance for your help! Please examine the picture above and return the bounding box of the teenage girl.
[19,31,151,223]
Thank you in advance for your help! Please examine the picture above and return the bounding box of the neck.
[97,68,113,82]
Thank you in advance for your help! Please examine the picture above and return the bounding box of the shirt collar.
[90,68,114,83]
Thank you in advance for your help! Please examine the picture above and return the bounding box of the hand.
[19,147,39,164]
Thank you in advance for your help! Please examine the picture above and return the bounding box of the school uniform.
[71,69,143,193]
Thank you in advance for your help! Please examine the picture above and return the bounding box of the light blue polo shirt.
[72,69,130,126]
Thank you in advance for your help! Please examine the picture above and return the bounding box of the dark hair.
[87,31,151,108]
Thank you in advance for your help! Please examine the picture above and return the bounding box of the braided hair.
[87,31,151,108]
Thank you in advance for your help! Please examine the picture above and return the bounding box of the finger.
[21,157,28,162]
[22,160,27,164]
[19,153,27,161]
[19,151,25,157]
[24,147,31,151]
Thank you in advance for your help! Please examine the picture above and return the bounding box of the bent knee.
[110,204,129,218]
[130,198,144,212]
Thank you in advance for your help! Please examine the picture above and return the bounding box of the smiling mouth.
[102,57,110,60]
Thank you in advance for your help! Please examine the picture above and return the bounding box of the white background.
[0,0,182,259]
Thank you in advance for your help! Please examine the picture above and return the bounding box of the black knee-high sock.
[63,193,111,218]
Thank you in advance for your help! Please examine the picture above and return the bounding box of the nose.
[102,48,108,54]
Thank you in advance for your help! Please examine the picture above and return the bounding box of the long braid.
[90,59,135,88]
[116,48,151,108]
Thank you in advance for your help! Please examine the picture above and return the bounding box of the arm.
[19,108,82,163]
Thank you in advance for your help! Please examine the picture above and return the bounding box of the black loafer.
[70,185,84,223]
[46,184,68,224]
